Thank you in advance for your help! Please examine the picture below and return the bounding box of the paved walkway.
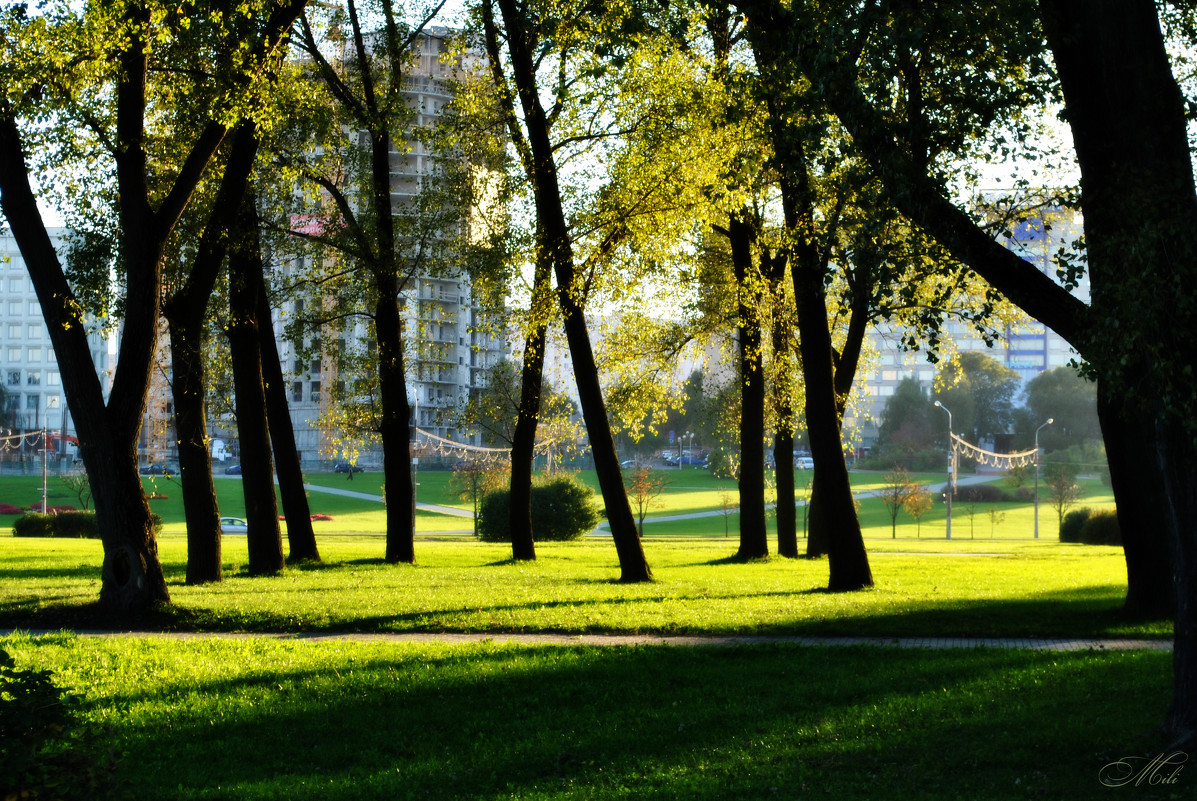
[4,629,1171,652]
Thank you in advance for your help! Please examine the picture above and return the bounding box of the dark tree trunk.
[727,216,769,558]
[767,248,798,558]
[1,116,171,608]
[493,0,650,581]
[366,128,416,565]
[791,255,872,590]
[228,196,284,576]
[805,475,828,558]
[167,320,223,584]
[255,253,320,563]
[1041,0,1197,741]
[507,243,552,561]
[161,121,260,585]
[1097,383,1171,618]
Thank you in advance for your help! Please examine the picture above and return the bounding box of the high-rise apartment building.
[0,229,117,455]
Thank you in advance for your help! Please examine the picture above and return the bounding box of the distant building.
[0,229,117,459]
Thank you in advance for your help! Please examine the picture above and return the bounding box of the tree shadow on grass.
[36,637,1178,800]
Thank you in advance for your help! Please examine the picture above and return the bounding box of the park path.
[1,629,1171,652]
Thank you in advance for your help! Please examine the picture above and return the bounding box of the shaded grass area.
[1,633,1179,800]
[0,537,1170,639]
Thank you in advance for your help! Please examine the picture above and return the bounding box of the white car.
[220,517,248,534]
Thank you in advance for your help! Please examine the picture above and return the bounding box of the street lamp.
[687,431,694,468]
[934,400,953,540]
[1034,418,1054,539]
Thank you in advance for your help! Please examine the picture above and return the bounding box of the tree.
[1043,462,1081,535]
[903,486,933,538]
[1021,366,1101,452]
[875,377,936,458]
[479,0,653,581]
[878,467,916,539]
[625,466,668,538]
[934,352,1020,445]
[736,0,1174,632]
[0,0,307,609]
[450,457,509,538]
[290,1,456,565]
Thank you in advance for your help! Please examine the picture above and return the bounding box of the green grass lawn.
[0,467,1180,801]
[0,632,1177,801]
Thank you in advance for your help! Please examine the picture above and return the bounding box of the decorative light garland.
[950,432,1038,469]
[412,428,510,464]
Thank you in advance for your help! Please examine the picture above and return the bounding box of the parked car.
[139,464,175,476]
[795,456,814,470]
[224,464,242,475]
[620,459,637,469]
[676,455,708,468]
[333,462,364,473]
[219,517,247,534]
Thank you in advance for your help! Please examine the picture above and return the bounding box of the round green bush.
[1079,509,1121,545]
[478,474,600,542]
[1059,507,1092,543]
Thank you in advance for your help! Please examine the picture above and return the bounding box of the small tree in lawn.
[719,490,738,538]
[1044,462,1081,535]
[450,459,510,538]
[903,486,933,538]
[986,506,1006,538]
[879,467,916,539]
[626,467,669,538]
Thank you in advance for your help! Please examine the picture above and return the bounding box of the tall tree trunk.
[167,319,222,584]
[228,196,284,575]
[728,215,768,558]
[493,0,650,581]
[255,253,320,562]
[507,241,552,561]
[1097,384,1171,618]
[367,126,416,565]
[1041,0,1197,741]
[160,121,260,585]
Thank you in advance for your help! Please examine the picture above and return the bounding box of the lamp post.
[934,400,952,540]
[687,431,694,468]
[1034,418,1054,539]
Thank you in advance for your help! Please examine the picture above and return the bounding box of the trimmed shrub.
[1059,507,1092,543]
[0,503,24,515]
[54,512,101,539]
[11,513,55,538]
[11,511,158,539]
[954,484,1009,504]
[1079,509,1122,545]
[478,474,600,542]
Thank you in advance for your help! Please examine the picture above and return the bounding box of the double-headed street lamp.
[934,400,952,540]
[1034,418,1054,539]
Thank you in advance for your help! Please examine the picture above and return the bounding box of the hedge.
[11,511,163,539]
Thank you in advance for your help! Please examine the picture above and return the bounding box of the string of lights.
[950,433,1038,469]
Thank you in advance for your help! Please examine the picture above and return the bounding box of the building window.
[26,372,40,386]
[47,372,59,386]
[25,393,39,410]
[7,371,19,386]
[27,302,38,316]
[26,348,41,362]
[310,381,321,402]
[7,324,20,339]
[6,301,19,315]
[27,324,42,339]
[6,348,19,362]
[291,381,303,403]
